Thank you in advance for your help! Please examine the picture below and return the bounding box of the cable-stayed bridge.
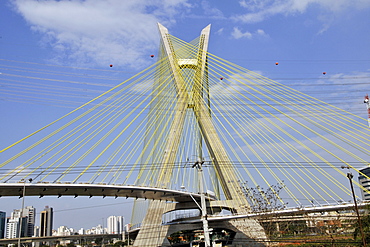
[1,23,370,246]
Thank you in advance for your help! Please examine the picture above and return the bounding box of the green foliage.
[94,237,103,245]
[353,205,370,244]
[113,241,124,246]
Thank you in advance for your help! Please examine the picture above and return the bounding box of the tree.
[113,240,124,247]
[95,237,103,246]
[66,242,75,247]
[240,181,285,212]
[353,205,370,244]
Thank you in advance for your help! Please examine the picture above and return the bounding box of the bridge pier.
[133,200,173,247]
[224,218,268,246]
[133,200,268,247]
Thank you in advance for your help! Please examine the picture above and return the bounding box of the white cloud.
[239,0,248,8]
[256,29,268,37]
[231,27,252,39]
[201,0,224,18]
[233,0,370,23]
[215,28,224,35]
[130,80,153,93]
[231,27,268,40]
[12,0,191,68]
[326,71,370,87]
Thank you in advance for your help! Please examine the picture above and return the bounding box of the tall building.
[6,217,19,239]
[107,216,124,234]
[359,167,370,200]
[0,211,6,239]
[40,206,53,237]
[23,206,36,237]
[5,206,35,238]
[6,211,27,238]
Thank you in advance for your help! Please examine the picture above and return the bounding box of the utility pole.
[342,166,366,247]
[193,160,211,247]
[347,173,366,247]
[18,178,32,247]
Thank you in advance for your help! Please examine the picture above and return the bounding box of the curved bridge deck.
[0,183,209,203]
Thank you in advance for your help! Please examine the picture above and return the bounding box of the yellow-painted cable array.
[1,31,370,216]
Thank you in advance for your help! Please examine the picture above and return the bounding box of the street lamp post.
[341,166,366,247]
[18,178,32,247]
[192,160,211,247]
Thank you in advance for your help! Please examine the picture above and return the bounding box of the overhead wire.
[1,30,369,210]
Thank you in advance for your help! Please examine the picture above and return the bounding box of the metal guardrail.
[0,233,122,244]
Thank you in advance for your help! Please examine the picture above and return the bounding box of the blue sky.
[1,0,370,230]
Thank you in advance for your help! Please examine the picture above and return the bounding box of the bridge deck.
[164,202,367,225]
[0,233,122,244]
[0,183,209,202]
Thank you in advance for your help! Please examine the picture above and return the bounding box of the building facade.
[6,212,26,238]
[6,217,19,239]
[40,206,53,237]
[107,216,124,234]
[0,211,5,239]
[86,224,105,235]
[6,206,35,238]
[359,167,370,200]
[23,206,36,237]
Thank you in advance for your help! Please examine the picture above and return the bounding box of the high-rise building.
[5,206,35,238]
[23,206,36,237]
[6,217,20,239]
[107,216,124,234]
[6,211,26,238]
[0,211,6,239]
[40,206,53,237]
[359,167,370,200]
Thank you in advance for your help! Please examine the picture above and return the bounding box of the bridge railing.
[162,209,201,224]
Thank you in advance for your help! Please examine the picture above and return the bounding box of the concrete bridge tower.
[133,23,268,247]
